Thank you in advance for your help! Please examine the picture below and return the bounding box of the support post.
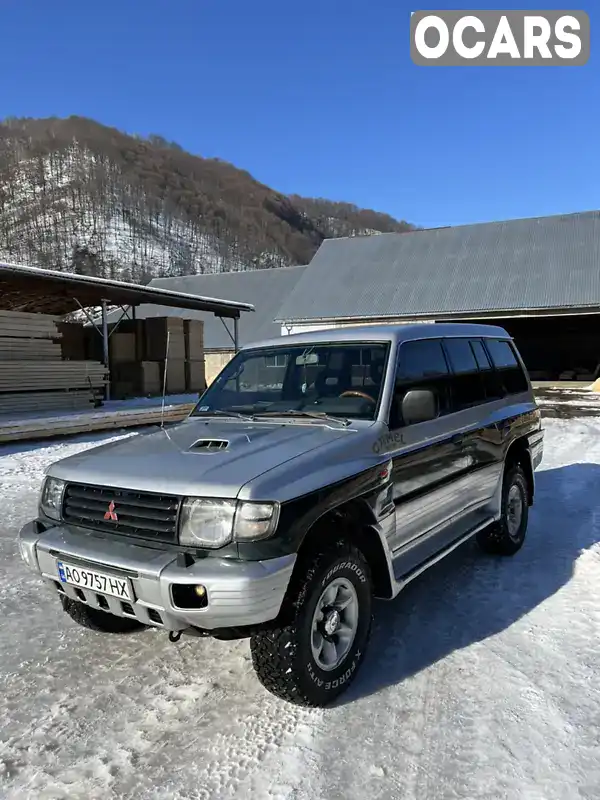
[233,316,239,353]
[101,300,110,401]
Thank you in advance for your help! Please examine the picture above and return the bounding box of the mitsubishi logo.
[104,500,118,522]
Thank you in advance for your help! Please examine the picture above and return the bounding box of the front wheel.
[250,541,372,707]
[477,463,529,556]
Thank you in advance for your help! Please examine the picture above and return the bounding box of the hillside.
[0,116,414,282]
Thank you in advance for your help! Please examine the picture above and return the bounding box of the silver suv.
[19,323,544,706]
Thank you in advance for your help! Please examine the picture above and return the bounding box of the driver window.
[391,338,451,428]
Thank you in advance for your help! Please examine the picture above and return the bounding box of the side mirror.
[401,388,438,425]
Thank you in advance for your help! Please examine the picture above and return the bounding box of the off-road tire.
[250,540,372,707]
[61,597,146,633]
[477,463,529,556]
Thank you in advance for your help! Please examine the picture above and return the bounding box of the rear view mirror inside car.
[296,353,319,365]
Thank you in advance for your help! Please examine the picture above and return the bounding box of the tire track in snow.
[305,418,600,799]
[0,432,317,800]
[0,622,321,800]
[3,419,600,797]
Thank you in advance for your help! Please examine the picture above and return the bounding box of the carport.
[0,262,255,399]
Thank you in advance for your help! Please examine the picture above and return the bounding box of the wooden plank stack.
[105,316,207,400]
[146,317,187,394]
[112,361,162,398]
[0,311,107,417]
[184,320,207,393]
[0,399,196,443]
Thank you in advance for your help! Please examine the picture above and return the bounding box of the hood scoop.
[189,438,229,453]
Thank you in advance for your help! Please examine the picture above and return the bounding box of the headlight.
[179,498,236,548]
[178,498,279,548]
[40,477,65,520]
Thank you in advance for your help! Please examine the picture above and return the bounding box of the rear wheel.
[250,541,372,707]
[477,463,529,556]
[61,597,146,633]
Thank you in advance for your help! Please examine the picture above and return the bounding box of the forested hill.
[0,116,415,282]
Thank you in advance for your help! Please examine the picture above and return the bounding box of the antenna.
[160,331,171,429]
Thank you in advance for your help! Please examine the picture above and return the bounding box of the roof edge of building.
[275,302,600,325]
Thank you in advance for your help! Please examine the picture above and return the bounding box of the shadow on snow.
[337,462,600,705]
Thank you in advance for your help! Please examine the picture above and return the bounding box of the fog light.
[172,583,208,610]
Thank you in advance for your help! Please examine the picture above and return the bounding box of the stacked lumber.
[162,359,187,394]
[184,319,206,393]
[105,317,206,399]
[57,321,87,360]
[0,337,62,360]
[147,318,186,394]
[110,333,137,363]
[112,362,162,399]
[185,360,206,393]
[184,319,204,360]
[0,361,107,391]
[0,311,62,339]
[0,400,196,443]
[146,317,186,360]
[117,319,147,360]
[0,311,107,417]
[0,391,97,415]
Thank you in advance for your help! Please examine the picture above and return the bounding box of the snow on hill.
[0,117,414,283]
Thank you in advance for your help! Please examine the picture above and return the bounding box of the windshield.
[192,341,390,422]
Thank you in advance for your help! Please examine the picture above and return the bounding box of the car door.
[441,336,501,524]
[385,338,475,578]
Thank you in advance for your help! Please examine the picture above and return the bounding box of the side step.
[392,516,494,594]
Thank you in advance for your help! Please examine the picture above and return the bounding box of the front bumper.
[18,521,296,633]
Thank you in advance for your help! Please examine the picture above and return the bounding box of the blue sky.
[0,0,597,228]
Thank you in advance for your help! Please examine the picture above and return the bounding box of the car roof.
[242,322,511,351]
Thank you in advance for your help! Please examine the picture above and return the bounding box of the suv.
[19,323,543,707]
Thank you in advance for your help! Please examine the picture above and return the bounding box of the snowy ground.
[1,416,600,799]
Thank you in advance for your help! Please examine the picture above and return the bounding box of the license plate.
[56,560,133,602]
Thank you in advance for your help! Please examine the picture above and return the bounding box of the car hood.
[48,417,362,499]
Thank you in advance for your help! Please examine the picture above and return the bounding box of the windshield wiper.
[192,409,255,421]
[252,410,351,427]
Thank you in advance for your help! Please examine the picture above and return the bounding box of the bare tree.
[0,115,416,281]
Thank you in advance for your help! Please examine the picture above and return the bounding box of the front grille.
[62,483,180,543]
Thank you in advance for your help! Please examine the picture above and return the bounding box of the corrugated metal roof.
[275,211,600,322]
[0,261,254,318]
[110,266,306,349]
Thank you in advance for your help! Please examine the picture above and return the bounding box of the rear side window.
[396,339,449,381]
[444,338,478,374]
[485,338,529,395]
[470,339,492,371]
[486,339,518,369]
[443,338,486,411]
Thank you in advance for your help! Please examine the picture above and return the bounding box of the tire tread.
[477,463,529,556]
[250,539,371,707]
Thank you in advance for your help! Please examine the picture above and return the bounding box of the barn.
[274,211,600,383]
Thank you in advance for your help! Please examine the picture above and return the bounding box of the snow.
[0,150,278,278]
[2,416,600,799]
